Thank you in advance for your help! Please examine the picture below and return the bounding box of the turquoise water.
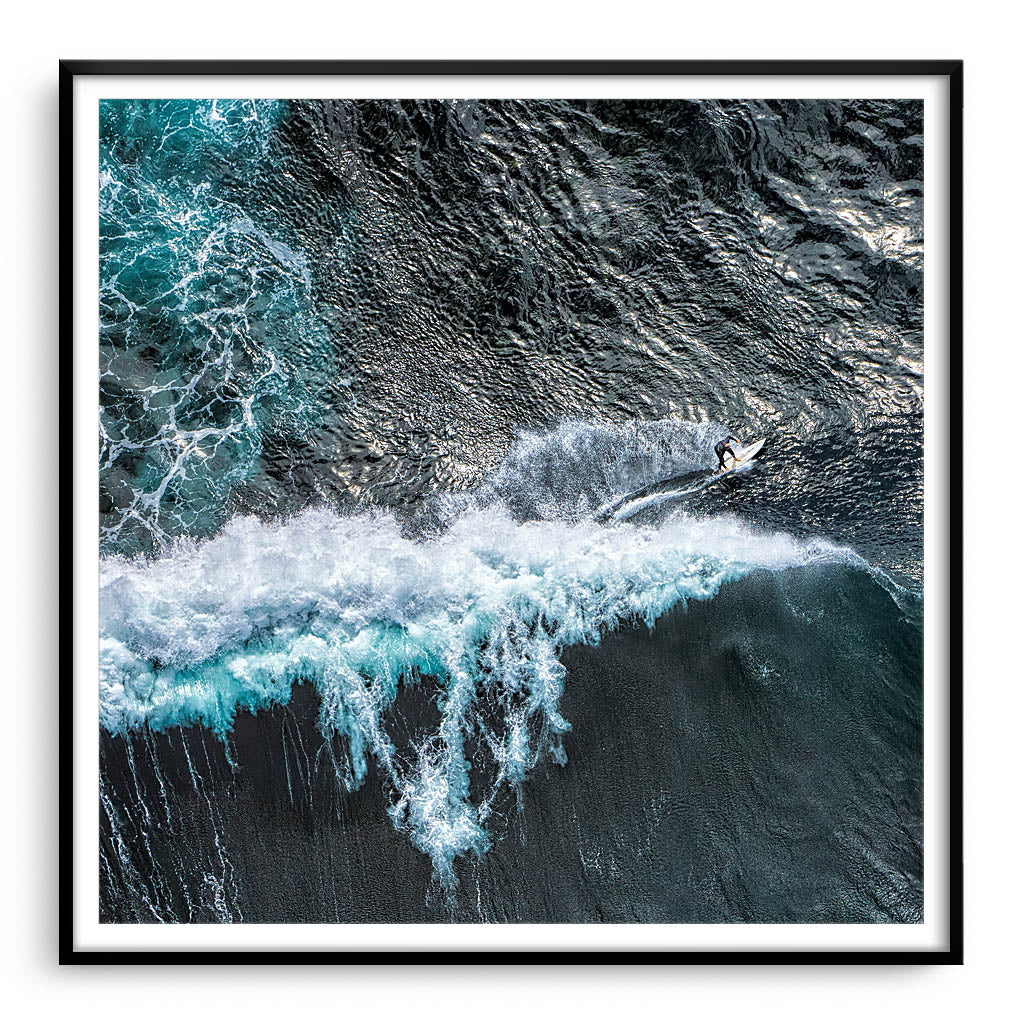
[100,100,336,551]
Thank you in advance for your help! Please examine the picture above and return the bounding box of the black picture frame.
[60,59,964,965]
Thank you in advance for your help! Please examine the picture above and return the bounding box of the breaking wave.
[100,447,879,887]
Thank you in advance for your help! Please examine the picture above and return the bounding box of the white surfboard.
[721,437,765,472]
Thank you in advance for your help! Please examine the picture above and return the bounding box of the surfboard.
[721,437,766,472]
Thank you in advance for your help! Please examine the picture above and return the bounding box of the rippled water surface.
[98,99,924,923]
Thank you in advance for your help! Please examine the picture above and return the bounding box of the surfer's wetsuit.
[714,438,737,472]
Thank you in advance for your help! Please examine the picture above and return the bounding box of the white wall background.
[1,2,1016,1017]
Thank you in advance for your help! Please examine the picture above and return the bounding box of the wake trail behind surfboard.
[596,471,720,522]
[596,458,762,523]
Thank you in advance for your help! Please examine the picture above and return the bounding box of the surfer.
[714,436,739,474]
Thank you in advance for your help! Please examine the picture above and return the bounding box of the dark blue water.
[98,99,923,923]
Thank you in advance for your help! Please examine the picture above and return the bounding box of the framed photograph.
[62,60,963,962]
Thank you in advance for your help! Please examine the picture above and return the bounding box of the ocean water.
[98,99,923,923]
